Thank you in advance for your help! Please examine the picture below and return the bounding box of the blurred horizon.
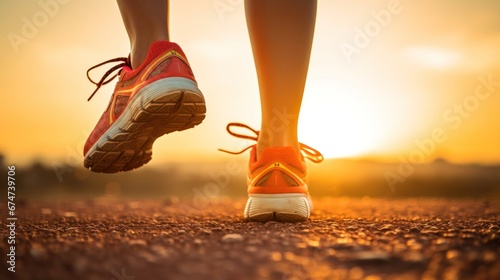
[3,149,500,169]
[2,152,499,201]
[2,1,500,168]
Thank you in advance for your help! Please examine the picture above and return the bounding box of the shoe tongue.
[126,54,132,66]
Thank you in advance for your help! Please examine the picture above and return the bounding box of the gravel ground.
[1,198,499,280]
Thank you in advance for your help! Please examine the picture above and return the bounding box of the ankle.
[130,47,147,69]
[129,35,169,69]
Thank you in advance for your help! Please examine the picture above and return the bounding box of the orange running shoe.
[84,41,206,173]
[220,123,323,222]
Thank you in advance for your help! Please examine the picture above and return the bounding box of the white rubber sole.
[244,193,312,222]
[84,77,206,173]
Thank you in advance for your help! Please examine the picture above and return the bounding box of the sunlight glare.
[299,80,386,159]
[403,46,461,69]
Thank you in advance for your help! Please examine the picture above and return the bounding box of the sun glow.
[403,46,461,69]
[299,80,386,159]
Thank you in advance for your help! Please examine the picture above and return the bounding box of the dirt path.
[1,198,499,280]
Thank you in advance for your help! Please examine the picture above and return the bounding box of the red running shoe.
[84,41,206,173]
[220,123,323,222]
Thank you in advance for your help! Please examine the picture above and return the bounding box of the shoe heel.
[244,194,311,222]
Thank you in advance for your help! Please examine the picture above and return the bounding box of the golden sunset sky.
[1,0,500,166]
